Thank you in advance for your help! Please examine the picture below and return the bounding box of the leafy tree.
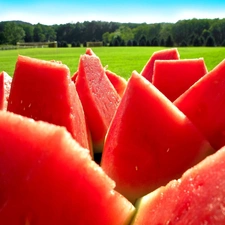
[165,35,174,47]
[151,37,158,46]
[71,41,76,47]
[193,36,201,46]
[102,32,110,44]
[221,39,225,46]
[160,38,165,46]
[119,26,134,43]
[113,36,121,46]
[139,35,146,46]
[180,40,187,47]
[127,40,133,46]
[133,40,138,46]
[205,35,216,46]
[201,29,211,40]
[33,24,45,42]
[3,22,25,44]
[22,24,34,42]
[146,39,151,46]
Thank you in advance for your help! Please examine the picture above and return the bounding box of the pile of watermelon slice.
[1,47,225,224]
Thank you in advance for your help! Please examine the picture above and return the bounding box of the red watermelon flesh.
[76,54,121,152]
[0,71,12,110]
[85,47,97,56]
[152,58,207,101]
[105,69,127,97]
[0,111,135,225]
[132,145,225,225]
[0,72,4,110]
[85,47,127,97]
[174,58,225,150]
[141,48,180,82]
[71,70,78,83]
[7,55,92,154]
[101,71,214,203]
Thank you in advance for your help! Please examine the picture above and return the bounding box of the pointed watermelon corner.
[101,70,214,203]
[152,58,208,101]
[7,55,92,156]
[140,48,180,82]
[174,58,225,150]
[75,53,121,153]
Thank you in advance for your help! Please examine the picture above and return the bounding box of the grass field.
[0,47,225,80]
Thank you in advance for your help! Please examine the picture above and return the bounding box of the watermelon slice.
[105,69,127,97]
[131,145,225,225]
[76,54,121,152]
[0,72,4,110]
[85,47,97,56]
[174,58,225,150]
[152,58,207,101]
[101,71,214,203]
[0,111,135,225]
[0,71,12,110]
[141,48,180,82]
[71,70,78,83]
[7,55,92,154]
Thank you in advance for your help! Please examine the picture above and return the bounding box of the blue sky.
[1,0,225,25]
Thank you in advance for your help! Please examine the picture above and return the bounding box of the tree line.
[0,18,225,47]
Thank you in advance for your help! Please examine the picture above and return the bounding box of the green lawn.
[0,47,225,80]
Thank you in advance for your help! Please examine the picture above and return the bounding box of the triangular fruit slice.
[7,55,92,154]
[76,54,121,152]
[85,47,97,56]
[105,69,127,97]
[0,72,4,110]
[0,111,135,225]
[101,71,214,203]
[131,146,225,225]
[140,48,180,82]
[174,59,225,150]
[152,58,207,101]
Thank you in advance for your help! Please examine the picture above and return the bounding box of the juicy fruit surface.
[101,71,214,203]
[152,58,207,101]
[174,58,225,150]
[7,55,91,153]
[76,54,121,152]
[0,72,3,109]
[132,146,225,225]
[0,111,135,225]
[0,71,12,110]
[141,48,180,82]
[105,69,127,97]
[2,47,225,224]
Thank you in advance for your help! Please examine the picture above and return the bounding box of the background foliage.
[0,18,225,47]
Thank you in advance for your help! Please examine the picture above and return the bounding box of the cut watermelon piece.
[152,58,207,101]
[85,47,96,56]
[105,69,127,97]
[0,71,12,110]
[7,55,92,154]
[174,58,225,150]
[141,48,180,82]
[76,54,121,152]
[132,146,225,225]
[101,71,214,203]
[0,72,4,110]
[0,111,135,225]
[71,70,78,83]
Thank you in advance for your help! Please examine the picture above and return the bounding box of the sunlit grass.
[0,47,225,79]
